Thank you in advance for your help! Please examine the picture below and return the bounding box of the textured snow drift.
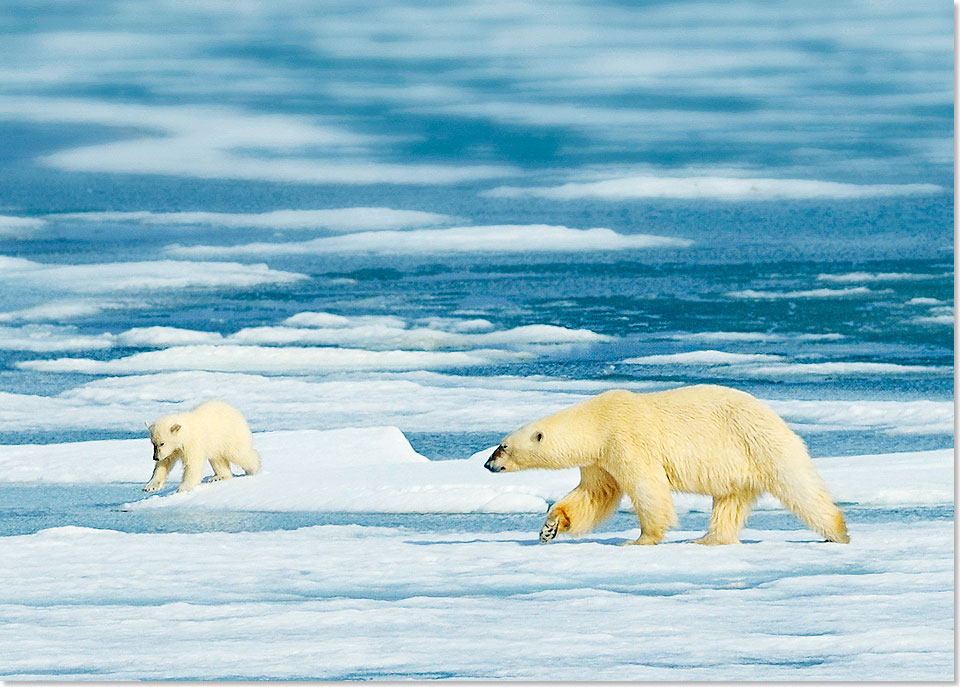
[0,520,952,680]
[0,428,950,512]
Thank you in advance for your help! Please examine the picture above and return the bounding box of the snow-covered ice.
[0,428,951,513]
[484,175,943,201]
[166,224,692,256]
[0,519,952,680]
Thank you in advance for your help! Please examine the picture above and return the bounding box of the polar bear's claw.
[539,519,559,544]
[143,484,161,492]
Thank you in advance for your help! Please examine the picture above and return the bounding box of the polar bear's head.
[484,423,548,472]
[149,419,184,461]
[484,398,610,473]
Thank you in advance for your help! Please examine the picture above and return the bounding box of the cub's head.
[484,424,551,473]
[147,419,183,461]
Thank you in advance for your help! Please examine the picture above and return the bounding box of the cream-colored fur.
[485,385,849,546]
[144,400,260,493]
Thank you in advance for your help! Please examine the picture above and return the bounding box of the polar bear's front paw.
[210,475,231,482]
[143,483,162,493]
[539,518,559,544]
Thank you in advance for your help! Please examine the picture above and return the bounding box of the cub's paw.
[143,483,161,493]
[539,518,559,544]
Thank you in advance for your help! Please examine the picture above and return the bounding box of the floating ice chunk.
[0,256,307,292]
[623,350,784,365]
[0,299,130,323]
[667,331,844,343]
[737,362,948,377]
[725,287,876,299]
[165,225,692,256]
[817,271,950,283]
[0,325,114,351]
[18,344,533,374]
[114,326,224,347]
[484,176,944,201]
[226,322,610,350]
[0,215,46,237]
[52,207,455,231]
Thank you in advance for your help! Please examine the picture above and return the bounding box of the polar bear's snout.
[485,445,507,472]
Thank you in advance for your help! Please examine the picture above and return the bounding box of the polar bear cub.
[144,400,261,493]
[484,385,849,546]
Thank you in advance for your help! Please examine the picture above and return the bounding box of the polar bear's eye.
[159,442,165,447]
[535,432,543,442]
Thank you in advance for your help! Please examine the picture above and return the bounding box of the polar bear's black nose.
[485,445,506,472]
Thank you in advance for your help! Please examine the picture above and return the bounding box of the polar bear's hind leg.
[210,457,233,481]
[693,491,757,545]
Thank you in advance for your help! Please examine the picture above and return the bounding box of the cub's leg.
[177,457,204,492]
[693,491,757,545]
[616,463,677,546]
[540,466,621,543]
[209,457,233,482]
[143,455,177,492]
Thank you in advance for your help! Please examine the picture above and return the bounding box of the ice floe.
[0,427,951,512]
[484,176,944,201]
[166,225,692,256]
[0,256,306,292]
[52,207,454,231]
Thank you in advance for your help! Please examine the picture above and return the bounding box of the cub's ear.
[169,423,181,433]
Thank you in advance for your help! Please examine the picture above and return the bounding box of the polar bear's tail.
[765,437,849,543]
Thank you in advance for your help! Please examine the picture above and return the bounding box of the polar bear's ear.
[169,423,181,433]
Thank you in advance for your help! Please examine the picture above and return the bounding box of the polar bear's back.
[182,400,255,451]
[603,385,810,494]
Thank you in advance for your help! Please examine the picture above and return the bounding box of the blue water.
[0,0,953,520]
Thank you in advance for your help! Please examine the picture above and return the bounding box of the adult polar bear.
[485,385,849,546]
[145,400,260,493]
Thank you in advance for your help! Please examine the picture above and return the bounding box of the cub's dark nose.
[484,445,505,472]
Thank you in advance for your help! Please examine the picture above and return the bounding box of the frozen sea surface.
[1,521,953,681]
[0,0,952,681]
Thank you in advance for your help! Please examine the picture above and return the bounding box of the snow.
[0,519,952,680]
[0,428,951,512]
[483,175,944,200]
[166,224,692,256]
